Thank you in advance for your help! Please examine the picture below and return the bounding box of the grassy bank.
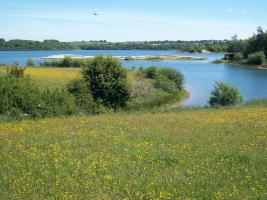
[0,66,188,111]
[0,107,266,199]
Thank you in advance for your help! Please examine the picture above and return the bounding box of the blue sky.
[0,0,266,41]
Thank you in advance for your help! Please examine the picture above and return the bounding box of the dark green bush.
[246,51,265,65]
[156,68,184,91]
[0,75,76,118]
[153,74,177,93]
[0,76,41,117]
[209,82,243,107]
[39,88,76,117]
[41,57,86,68]
[67,79,97,114]
[233,53,244,61]
[144,66,158,79]
[82,56,131,108]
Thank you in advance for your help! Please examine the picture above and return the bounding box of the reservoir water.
[1,50,267,106]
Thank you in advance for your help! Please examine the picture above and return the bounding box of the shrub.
[144,66,158,79]
[0,76,42,117]
[246,51,265,65]
[41,57,86,68]
[67,79,96,113]
[27,59,36,67]
[233,53,244,61]
[39,88,76,117]
[82,56,131,108]
[209,82,243,107]
[156,68,184,91]
[7,66,25,78]
[153,74,177,93]
[0,75,76,118]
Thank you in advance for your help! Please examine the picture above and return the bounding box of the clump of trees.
[40,57,86,68]
[0,38,229,52]
[226,27,267,65]
[209,82,243,107]
[0,39,78,50]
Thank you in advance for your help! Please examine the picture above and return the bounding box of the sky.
[0,0,267,41]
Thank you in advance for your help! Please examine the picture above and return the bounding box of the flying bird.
[92,12,99,16]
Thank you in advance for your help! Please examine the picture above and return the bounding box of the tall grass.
[0,107,266,199]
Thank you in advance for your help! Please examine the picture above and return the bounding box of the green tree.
[0,38,5,46]
[245,27,267,56]
[209,82,243,107]
[82,56,131,108]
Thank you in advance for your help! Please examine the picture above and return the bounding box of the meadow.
[0,107,266,199]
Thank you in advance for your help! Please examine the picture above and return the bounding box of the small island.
[42,54,207,61]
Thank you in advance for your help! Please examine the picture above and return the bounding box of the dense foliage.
[209,82,243,107]
[40,57,86,68]
[0,66,76,118]
[73,40,229,52]
[127,66,186,110]
[226,27,267,65]
[67,79,108,114]
[144,66,184,92]
[246,51,265,65]
[0,75,76,118]
[0,39,77,50]
[0,38,229,52]
[82,56,131,108]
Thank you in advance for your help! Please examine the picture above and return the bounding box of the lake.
[1,50,267,106]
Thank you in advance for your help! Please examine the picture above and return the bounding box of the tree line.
[0,38,229,52]
[0,39,78,50]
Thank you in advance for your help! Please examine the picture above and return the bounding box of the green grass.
[0,107,266,199]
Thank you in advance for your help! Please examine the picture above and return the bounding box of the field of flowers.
[0,107,266,199]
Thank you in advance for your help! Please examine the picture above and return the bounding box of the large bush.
[82,56,131,108]
[143,66,184,92]
[156,68,184,91]
[0,74,76,118]
[153,74,177,93]
[233,53,244,61]
[39,88,76,117]
[144,66,158,79]
[209,82,243,107]
[67,79,108,114]
[246,51,265,65]
[0,76,42,117]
